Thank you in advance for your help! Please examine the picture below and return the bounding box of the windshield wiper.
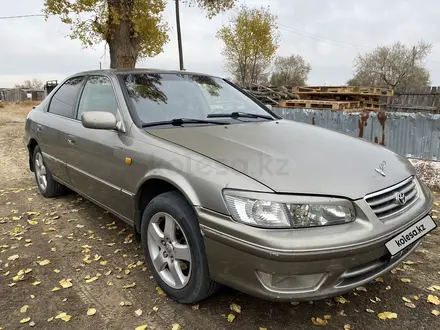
[142,118,229,128]
[207,111,273,120]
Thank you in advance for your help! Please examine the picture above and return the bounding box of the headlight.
[223,191,355,228]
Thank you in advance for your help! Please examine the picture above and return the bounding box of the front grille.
[365,176,419,220]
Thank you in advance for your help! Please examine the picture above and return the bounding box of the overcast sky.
[1,0,440,87]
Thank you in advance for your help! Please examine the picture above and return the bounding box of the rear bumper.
[197,185,433,301]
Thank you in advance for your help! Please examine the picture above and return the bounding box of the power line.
[278,23,369,51]
[0,14,46,20]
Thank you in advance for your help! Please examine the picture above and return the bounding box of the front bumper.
[198,182,433,301]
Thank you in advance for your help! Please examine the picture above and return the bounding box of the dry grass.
[0,101,40,115]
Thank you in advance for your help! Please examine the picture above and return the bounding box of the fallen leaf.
[55,312,72,322]
[311,317,328,326]
[20,317,31,324]
[52,287,61,292]
[122,282,136,289]
[334,296,349,304]
[366,309,375,313]
[402,297,412,303]
[375,277,384,282]
[378,312,398,320]
[87,308,96,316]
[156,286,165,295]
[290,301,300,306]
[405,302,416,309]
[59,279,73,289]
[323,315,331,320]
[344,325,352,330]
[7,254,19,261]
[191,305,199,311]
[356,286,367,292]
[413,295,420,300]
[230,303,241,313]
[135,325,148,330]
[385,286,391,290]
[27,220,38,225]
[100,261,108,266]
[20,305,29,313]
[428,294,440,305]
[338,310,347,317]
[432,310,440,316]
[85,277,98,283]
[403,260,416,265]
[30,295,35,299]
[227,314,235,323]
[153,306,159,312]
[54,269,61,274]
[31,280,41,286]
[29,321,36,327]
[400,278,411,283]
[47,317,54,322]
[37,259,50,266]
[135,309,143,317]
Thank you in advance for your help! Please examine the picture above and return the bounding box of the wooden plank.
[292,86,393,96]
[279,99,361,110]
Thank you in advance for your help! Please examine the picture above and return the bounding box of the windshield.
[120,73,273,125]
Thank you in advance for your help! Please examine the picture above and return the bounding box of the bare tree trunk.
[107,0,140,68]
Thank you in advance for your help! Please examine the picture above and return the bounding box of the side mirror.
[265,104,273,110]
[81,111,117,130]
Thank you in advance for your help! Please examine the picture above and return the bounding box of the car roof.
[74,68,221,79]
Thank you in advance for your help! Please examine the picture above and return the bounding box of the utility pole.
[175,0,184,71]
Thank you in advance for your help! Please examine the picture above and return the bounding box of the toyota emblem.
[395,192,406,205]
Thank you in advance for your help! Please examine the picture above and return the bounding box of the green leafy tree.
[270,54,311,87]
[43,0,236,69]
[217,5,279,87]
[347,41,432,90]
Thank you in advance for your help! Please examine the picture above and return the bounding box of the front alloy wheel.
[141,191,219,304]
[147,212,192,289]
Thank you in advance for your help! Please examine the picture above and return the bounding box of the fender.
[133,168,201,231]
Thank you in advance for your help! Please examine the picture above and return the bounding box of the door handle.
[36,124,43,132]
[67,137,76,145]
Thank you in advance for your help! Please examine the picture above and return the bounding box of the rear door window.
[48,76,85,118]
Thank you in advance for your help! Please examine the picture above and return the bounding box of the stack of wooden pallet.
[279,86,393,111]
[243,84,299,106]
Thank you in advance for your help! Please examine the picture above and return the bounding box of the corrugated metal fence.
[273,108,440,161]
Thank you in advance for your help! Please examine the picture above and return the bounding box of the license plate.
[385,215,437,255]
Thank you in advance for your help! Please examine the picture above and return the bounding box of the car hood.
[148,120,415,199]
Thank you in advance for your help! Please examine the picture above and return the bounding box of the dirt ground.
[1,104,440,330]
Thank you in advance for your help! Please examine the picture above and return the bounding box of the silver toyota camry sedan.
[23,69,435,303]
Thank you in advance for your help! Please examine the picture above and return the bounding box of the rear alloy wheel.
[34,151,47,191]
[141,191,219,304]
[33,146,66,198]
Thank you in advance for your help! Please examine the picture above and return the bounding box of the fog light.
[256,271,326,292]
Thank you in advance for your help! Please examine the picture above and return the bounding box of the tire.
[141,191,219,304]
[33,146,66,198]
